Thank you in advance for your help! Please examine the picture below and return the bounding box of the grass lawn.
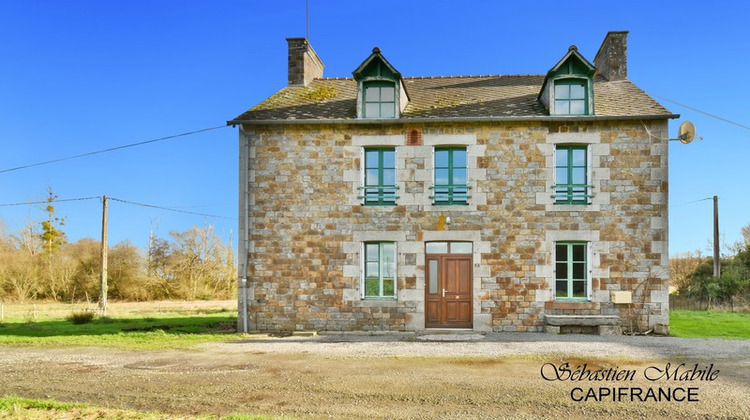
[3,302,749,349]
[0,300,244,350]
[669,309,750,339]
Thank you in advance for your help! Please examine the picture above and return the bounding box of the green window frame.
[555,242,588,300]
[431,147,469,205]
[360,148,397,205]
[363,242,396,299]
[363,81,396,118]
[554,80,587,115]
[554,145,590,204]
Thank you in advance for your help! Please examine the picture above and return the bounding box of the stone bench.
[543,315,622,336]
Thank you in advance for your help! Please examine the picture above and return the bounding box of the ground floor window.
[555,241,588,300]
[363,242,396,299]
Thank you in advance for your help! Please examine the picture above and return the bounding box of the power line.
[0,196,100,207]
[108,197,236,220]
[0,195,235,220]
[670,197,713,208]
[652,95,750,132]
[0,125,228,174]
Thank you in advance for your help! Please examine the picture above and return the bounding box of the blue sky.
[1,0,748,256]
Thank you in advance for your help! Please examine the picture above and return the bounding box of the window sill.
[355,298,399,308]
[548,203,598,212]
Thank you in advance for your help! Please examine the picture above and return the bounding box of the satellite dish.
[677,121,696,144]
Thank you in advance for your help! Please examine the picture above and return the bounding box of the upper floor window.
[432,147,469,205]
[554,145,590,204]
[360,148,397,205]
[555,242,588,300]
[554,80,587,115]
[363,82,396,118]
[353,48,407,119]
[364,242,396,299]
[539,46,595,116]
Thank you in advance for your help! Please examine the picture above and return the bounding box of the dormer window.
[554,80,588,115]
[364,82,396,118]
[539,45,596,116]
[353,47,409,119]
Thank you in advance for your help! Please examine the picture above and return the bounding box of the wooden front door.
[426,250,472,328]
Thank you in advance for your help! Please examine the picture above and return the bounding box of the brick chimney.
[594,31,628,81]
[286,38,324,87]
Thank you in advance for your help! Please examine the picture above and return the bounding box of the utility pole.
[713,195,720,278]
[99,195,108,313]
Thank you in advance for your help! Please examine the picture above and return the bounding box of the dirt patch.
[1,336,749,419]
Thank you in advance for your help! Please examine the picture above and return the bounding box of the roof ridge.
[405,74,544,80]
[316,74,546,81]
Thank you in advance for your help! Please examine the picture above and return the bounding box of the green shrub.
[66,310,96,324]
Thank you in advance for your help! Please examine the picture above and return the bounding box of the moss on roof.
[233,75,673,123]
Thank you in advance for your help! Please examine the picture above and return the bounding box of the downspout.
[238,125,250,333]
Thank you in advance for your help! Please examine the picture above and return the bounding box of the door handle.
[442,288,447,298]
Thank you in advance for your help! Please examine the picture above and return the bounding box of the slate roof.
[230,74,674,123]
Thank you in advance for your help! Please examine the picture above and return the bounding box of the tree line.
[670,224,750,310]
[0,190,235,302]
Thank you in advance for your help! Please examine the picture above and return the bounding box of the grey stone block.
[597,325,622,336]
[544,325,561,334]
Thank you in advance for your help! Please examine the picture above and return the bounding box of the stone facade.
[238,120,670,333]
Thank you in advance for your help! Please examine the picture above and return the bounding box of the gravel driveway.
[2,333,749,419]
[208,331,750,359]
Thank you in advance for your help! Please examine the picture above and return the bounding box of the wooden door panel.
[445,258,472,295]
[457,259,471,294]
[426,301,440,323]
[457,301,471,323]
[445,301,471,322]
[445,301,457,320]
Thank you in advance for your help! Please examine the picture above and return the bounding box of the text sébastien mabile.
[540,362,720,402]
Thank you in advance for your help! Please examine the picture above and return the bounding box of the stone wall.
[239,120,669,333]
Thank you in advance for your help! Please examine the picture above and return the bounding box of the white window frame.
[361,241,398,300]
[553,241,593,301]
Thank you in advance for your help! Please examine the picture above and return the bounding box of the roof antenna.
[306,0,310,40]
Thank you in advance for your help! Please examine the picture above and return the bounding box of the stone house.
[229,32,676,334]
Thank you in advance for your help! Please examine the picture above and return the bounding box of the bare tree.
[65,238,101,301]
[168,225,235,300]
[18,220,41,256]
[0,250,39,301]
[108,241,149,300]
[670,251,704,294]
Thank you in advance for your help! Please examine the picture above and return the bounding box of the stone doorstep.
[416,333,486,342]
[317,331,417,338]
[261,331,318,338]
[417,329,486,342]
